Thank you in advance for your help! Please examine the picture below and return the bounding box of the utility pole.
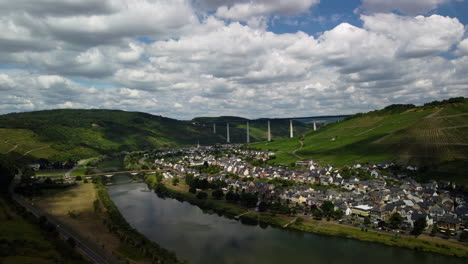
[267,120,271,142]
[246,121,250,143]
[226,123,230,143]
[290,120,294,138]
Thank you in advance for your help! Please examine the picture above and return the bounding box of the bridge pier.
[290,120,294,138]
[267,120,271,142]
[313,120,317,131]
[246,121,250,143]
[226,123,230,143]
[213,123,216,134]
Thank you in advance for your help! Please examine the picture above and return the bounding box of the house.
[437,216,460,232]
[352,205,373,217]
[429,204,445,218]
[370,206,389,221]
[408,213,433,228]
[28,162,41,171]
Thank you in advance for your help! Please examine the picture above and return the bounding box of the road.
[65,159,88,178]
[9,176,121,264]
[21,145,50,157]
[291,139,304,160]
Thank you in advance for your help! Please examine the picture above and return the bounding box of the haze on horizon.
[0,0,467,120]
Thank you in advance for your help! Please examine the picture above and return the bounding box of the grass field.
[0,197,85,263]
[249,101,468,183]
[34,183,150,263]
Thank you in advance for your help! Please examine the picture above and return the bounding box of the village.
[149,144,468,239]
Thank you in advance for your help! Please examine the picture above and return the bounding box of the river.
[108,182,465,264]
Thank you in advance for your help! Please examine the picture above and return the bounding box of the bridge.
[194,115,350,143]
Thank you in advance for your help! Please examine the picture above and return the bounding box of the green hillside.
[0,156,86,263]
[0,109,308,162]
[0,109,227,162]
[249,97,468,183]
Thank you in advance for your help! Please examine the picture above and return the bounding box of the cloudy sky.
[1,0,467,119]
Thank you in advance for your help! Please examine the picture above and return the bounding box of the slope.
[249,97,468,183]
[0,109,225,162]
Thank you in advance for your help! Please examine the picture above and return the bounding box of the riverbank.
[156,179,468,258]
[34,181,180,263]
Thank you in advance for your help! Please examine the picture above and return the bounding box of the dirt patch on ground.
[35,183,147,263]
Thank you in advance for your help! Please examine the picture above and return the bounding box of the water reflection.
[108,182,465,264]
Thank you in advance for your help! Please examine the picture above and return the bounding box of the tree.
[44,177,53,184]
[172,177,179,186]
[185,173,194,186]
[212,189,224,200]
[333,209,344,220]
[196,191,208,200]
[364,216,371,226]
[258,201,268,212]
[430,225,438,236]
[225,191,238,202]
[411,217,427,237]
[312,208,323,219]
[155,173,163,183]
[320,201,334,217]
[388,212,403,229]
[189,186,196,194]
[155,183,168,197]
[240,192,258,208]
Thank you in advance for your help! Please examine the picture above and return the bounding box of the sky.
[0,0,468,120]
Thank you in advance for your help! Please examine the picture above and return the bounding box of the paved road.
[9,177,121,264]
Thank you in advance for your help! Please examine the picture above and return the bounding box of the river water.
[108,182,465,264]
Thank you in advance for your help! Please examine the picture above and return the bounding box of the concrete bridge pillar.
[246,121,250,143]
[313,120,317,131]
[267,120,271,142]
[290,120,294,138]
[227,123,230,143]
[213,123,216,134]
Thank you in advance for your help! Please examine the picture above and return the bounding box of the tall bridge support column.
[226,123,230,143]
[246,121,250,143]
[290,120,294,138]
[213,123,216,134]
[267,120,271,142]
[313,120,317,131]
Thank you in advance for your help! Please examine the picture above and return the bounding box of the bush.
[212,189,224,200]
[196,191,208,200]
[172,177,179,186]
[189,186,196,194]
[44,177,53,184]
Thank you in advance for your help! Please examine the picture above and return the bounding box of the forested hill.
[249,97,468,183]
[0,109,227,162]
[0,109,311,162]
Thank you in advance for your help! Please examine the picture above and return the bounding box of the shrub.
[196,191,208,200]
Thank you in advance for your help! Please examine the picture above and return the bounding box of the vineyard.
[250,98,468,183]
